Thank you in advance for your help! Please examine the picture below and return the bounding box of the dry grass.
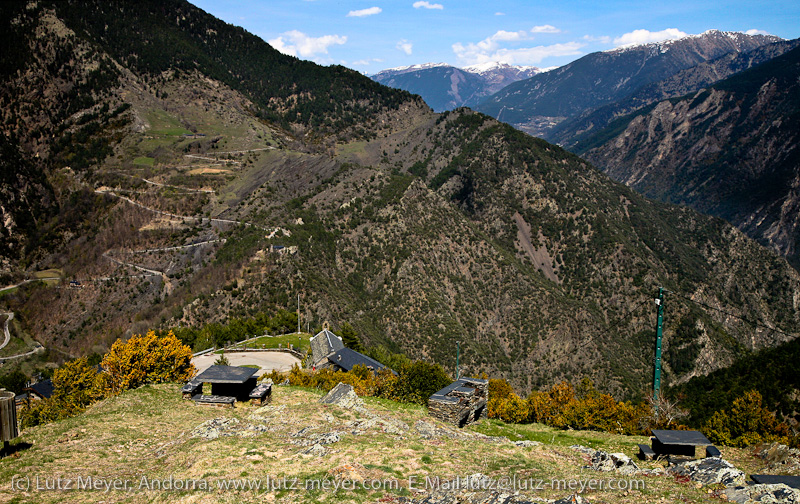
[0,384,777,504]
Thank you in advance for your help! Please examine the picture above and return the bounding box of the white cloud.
[745,29,770,36]
[268,30,347,58]
[351,58,384,66]
[347,6,382,17]
[453,40,583,66]
[452,27,578,65]
[531,25,560,34]
[495,12,505,16]
[413,1,444,9]
[613,28,687,47]
[583,34,612,44]
[396,39,413,55]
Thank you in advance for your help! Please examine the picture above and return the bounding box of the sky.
[189,0,800,75]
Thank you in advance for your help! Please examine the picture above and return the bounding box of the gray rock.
[724,483,800,504]
[302,443,328,457]
[191,417,269,439]
[590,451,639,475]
[570,444,596,456]
[553,496,591,504]
[667,457,746,487]
[319,382,364,409]
[514,440,543,448]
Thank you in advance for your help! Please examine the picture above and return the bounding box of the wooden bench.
[192,394,235,408]
[249,383,272,406]
[638,443,656,460]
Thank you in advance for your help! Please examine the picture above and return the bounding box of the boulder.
[667,457,746,487]
[590,451,640,475]
[724,483,800,504]
[319,382,364,410]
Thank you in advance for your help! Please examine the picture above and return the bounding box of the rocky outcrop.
[667,457,746,487]
[724,483,800,503]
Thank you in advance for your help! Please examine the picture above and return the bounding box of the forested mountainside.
[475,30,782,137]
[577,45,800,268]
[1,0,799,398]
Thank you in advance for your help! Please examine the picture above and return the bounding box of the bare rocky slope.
[1,1,799,398]
[578,45,800,269]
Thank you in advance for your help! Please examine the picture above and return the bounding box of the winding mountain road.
[0,312,13,351]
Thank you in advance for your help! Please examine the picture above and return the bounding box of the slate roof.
[194,365,258,384]
[29,379,54,399]
[327,348,392,374]
[310,329,344,365]
[429,378,488,403]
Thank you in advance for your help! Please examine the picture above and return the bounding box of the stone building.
[427,378,488,427]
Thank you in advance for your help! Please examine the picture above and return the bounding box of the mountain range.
[475,30,784,136]
[576,44,800,268]
[371,62,540,112]
[1,0,799,400]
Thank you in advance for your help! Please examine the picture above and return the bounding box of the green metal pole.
[456,341,460,380]
[654,287,664,410]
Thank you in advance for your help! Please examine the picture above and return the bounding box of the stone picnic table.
[639,429,714,460]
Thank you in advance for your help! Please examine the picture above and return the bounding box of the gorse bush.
[101,330,195,395]
[20,331,194,428]
[704,390,795,448]
[490,378,662,436]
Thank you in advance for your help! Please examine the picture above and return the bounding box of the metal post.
[654,287,664,412]
[297,294,301,334]
[456,341,460,380]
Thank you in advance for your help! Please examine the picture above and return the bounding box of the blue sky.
[189,0,800,74]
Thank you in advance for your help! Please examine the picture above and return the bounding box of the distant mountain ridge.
[577,44,800,267]
[475,30,783,136]
[548,38,800,148]
[371,62,540,112]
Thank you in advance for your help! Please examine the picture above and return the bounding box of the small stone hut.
[427,377,488,427]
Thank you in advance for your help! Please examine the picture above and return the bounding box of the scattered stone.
[514,440,543,448]
[319,382,364,410]
[724,483,800,504]
[247,403,286,422]
[570,444,596,456]
[553,496,591,504]
[348,415,409,436]
[756,443,800,473]
[667,457,746,487]
[414,420,459,439]
[301,443,328,457]
[191,417,269,439]
[590,450,640,475]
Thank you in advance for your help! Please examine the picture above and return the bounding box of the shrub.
[703,390,792,447]
[101,330,195,395]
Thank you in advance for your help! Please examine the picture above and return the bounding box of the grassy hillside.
[0,382,778,503]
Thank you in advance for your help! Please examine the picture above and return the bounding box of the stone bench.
[249,383,272,406]
[181,380,201,399]
[192,394,235,408]
[706,445,721,458]
[638,443,656,460]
